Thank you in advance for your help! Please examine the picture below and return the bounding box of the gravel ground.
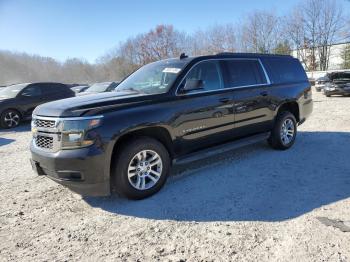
[0,89,349,261]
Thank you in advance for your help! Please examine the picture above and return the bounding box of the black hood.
[0,97,15,106]
[33,91,151,117]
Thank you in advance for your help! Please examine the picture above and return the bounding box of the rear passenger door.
[40,84,71,103]
[222,59,274,137]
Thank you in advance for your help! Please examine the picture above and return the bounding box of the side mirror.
[183,79,204,92]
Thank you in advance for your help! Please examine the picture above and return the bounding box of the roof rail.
[216,52,236,55]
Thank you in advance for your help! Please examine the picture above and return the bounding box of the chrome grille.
[33,119,56,128]
[35,135,54,150]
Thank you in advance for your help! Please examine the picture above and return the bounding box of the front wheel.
[112,137,170,199]
[0,109,21,129]
[268,111,297,150]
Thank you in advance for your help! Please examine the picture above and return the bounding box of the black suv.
[0,82,75,128]
[30,53,313,199]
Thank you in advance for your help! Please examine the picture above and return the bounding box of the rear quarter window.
[264,58,307,84]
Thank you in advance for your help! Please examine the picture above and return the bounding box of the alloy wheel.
[4,111,20,128]
[127,150,163,190]
[280,118,295,145]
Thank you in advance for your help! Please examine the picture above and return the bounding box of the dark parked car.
[0,82,75,128]
[30,53,313,199]
[78,82,119,96]
[323,71,350,97]
[71,85,89,93]
[315,76,329,92]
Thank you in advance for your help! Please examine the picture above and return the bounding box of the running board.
[173,132,270,165]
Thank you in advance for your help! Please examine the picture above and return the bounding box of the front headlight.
[59,116,103,149]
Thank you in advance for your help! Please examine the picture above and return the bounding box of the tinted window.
[224,60,267,88]
[183,60,223,92]
[264,58,307,84]
[22,85,41,96]
[40,83,67,94]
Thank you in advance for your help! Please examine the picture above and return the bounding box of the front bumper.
[324,88,350,96]
[30,142,111,196]
[315,84,325,91]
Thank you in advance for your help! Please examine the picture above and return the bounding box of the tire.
[326,94,331,97]
[112,137,170,200]
[0,109,21,129]
[268,111,297,150]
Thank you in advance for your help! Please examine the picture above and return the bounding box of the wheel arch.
[1,107,23,118]
[109,125,174,173]
[276,101,300,123]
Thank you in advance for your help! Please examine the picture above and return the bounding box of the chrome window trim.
[175,58,271,96]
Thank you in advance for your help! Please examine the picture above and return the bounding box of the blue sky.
[0,0,348,63]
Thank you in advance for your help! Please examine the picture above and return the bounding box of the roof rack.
[216,52,292,57]
[216,52,236,55]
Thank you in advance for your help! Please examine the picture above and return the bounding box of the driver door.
[18,85,43,117]
[173,60,236,155]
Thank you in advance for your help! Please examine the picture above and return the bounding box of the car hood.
[76,91,99,96]
[0,97,15,105]
[33,91,153,117]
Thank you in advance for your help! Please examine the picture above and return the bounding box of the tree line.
[1,0,349,86]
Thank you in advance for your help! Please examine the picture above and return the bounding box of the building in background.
[292,42,350,72]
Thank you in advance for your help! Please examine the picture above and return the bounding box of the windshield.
[86,82,111,92]
[116,59,187,94]
[0,83,29,98]
[329,72,350,81]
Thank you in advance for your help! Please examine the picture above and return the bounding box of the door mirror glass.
[183,79,205,91]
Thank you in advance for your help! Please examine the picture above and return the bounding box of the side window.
[224,60,267,88]
[183,61,223,92]
[265,58,307,84]
[40,84,55,95]
[21,85,42,97]
[41,84,66,95]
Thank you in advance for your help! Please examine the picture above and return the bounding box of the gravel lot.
[0,89,349,261]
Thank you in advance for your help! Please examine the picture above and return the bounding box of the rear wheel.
[113,137,170,199]
[0,109,21,129]
[268,111,297,150]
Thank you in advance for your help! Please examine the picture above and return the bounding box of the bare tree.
[286,0,345,71]
[240,11,282,53]
[316,0,344,70]
[190,24,237,55]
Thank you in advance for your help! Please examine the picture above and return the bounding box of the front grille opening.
[35,135,54,150]
[34,119,56,128]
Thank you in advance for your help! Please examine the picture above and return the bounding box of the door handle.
[219,97,230,103]
[260,91,268,97]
